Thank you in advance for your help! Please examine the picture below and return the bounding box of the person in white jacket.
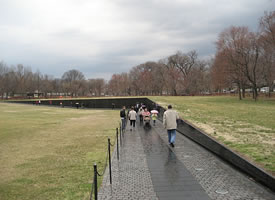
[163,105,179,147]
[128,106,137,131]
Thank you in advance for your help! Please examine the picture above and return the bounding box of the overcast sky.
[0,0,274,79]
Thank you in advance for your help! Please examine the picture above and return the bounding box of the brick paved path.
[98,120,275,200]
[98,123,158,200]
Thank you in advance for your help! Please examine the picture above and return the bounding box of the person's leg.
[130,120,133,130]
[121,118,125,130]
[133,120,136,128]
[170,129,176,144]
[167,130,172,143]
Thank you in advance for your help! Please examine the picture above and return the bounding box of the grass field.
[150,96,275,174]
[0,103,119,200]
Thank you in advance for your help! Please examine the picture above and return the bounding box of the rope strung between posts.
[96,147,109,177]
[89,128,122,199]
[89,145,109,199]
[94,135,118,178]
[109,141,115,146]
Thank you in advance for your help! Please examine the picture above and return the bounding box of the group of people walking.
[120,104,179,148]
[120,105,155,131]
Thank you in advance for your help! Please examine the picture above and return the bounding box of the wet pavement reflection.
[138,124,211,200]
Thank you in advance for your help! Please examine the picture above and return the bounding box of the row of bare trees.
[108,51,211,96]
[0,11,274,99]
[0,52,211,98]
[0,64,106,98]
[211,11,275,100]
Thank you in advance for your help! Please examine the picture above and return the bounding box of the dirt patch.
[195,122,239,142]
[198,119,274,143]
[263,140,275,145]
[195,122,215,134]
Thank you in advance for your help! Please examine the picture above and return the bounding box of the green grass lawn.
[150,96,275,174]
[0,103,119,200]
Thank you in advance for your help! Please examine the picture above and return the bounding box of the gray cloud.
[0,0,274,79]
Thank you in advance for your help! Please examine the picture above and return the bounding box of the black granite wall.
[9,98,152,109]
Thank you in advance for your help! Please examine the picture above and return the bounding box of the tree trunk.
[238,84,242,100]
[173,89,177,96]
[253,86,258,101]
[242,85,245,98]
[268,83,273,98]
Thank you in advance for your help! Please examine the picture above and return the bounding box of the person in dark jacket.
[120,106,127,131]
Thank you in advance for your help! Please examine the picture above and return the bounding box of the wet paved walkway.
[140,126,210,200]
[98,119,275,200]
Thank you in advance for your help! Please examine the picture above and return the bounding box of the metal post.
[94,164,98,200]
[119,122,121,134]
[122,118,125,137]
[116,128,119,160]
[119,126,122,146]
[108,138,112,184]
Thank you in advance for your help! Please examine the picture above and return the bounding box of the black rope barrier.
[89,143,109,199]
[99,150,109,176]
[109,141,115,146]
[89,126,124,199]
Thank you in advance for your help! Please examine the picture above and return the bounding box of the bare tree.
[62,69,85,97]
[151,62,166,95]
[129,67,141,96]
[159,58,182,96]
[166,50,198,95]
[108,74,121,96]
[40,75,55,97]
[13,64,33,96]
[168,50,198,77]
[185,60,211,95]
[259,11,275,97]
[216,26,262,100]
[88,78,106,96]
[51,78,62,96]
[4,69,17,98]
[0,61,9,99]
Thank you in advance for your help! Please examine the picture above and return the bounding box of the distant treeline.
[0,11,274,100]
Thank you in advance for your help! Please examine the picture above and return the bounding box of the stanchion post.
[122,118,125,137]
[119,126,122,146]
[116,128,119,160]
[108,138,112,184]
[94,163,98,200]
